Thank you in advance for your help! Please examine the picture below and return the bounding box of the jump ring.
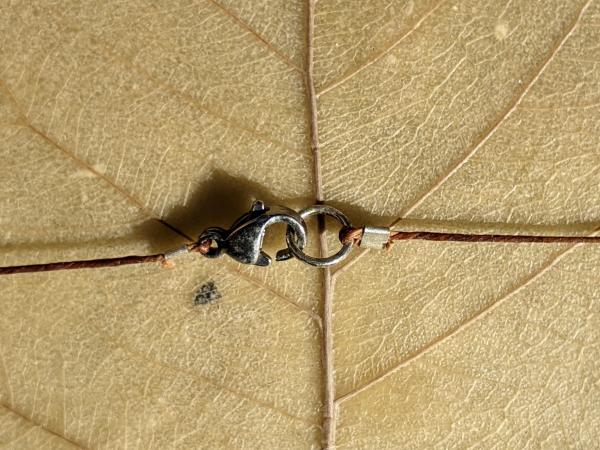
[197,227,226,258]
[285,205,354,268]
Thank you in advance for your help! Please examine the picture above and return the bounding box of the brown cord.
[339,227,364,246]
[0,254,167,275]
[0,240,212,276]
[3,226,600,276]
[187,240,212,254]
[340,227,600,249]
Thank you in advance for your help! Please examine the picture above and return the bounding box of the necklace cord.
[339,226,600,249]
[1,223,600,275]
[0,240,212,275]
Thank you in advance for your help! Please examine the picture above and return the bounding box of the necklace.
[2,199,600,275]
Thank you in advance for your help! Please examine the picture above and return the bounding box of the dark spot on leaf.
[194,281,222,305]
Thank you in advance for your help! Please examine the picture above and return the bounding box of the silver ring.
[285,205,354,268]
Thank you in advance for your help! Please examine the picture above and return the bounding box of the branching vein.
[206,0,302,72]
[333,0,593,403]
[317,0,447,97]
[0,403,85,449]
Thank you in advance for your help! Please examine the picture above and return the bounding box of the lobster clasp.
[197,201,307,266]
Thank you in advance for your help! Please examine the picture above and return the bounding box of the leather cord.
[340,227,600,249]
[0,241,211,275]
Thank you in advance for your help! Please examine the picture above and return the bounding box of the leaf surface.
[1,0,599,448]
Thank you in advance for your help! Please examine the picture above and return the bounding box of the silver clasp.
[197,201,307,266]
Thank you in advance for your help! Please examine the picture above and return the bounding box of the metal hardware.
[197,200,307,266]
[164,245,190,260]
[279,204,354,268]
[360,226,391,249]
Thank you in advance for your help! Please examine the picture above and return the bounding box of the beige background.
[1,0,599,448]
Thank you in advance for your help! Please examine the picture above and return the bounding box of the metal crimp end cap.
[360,226,391,249]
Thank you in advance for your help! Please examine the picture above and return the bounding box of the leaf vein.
[0,403,85,449]
[317,0,447,96]
[336,234,596,404]
[205,0,302,73]
[395,0,593,221]
[334,0,593,275]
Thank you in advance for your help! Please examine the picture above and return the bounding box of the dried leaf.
[1,0,599,448]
